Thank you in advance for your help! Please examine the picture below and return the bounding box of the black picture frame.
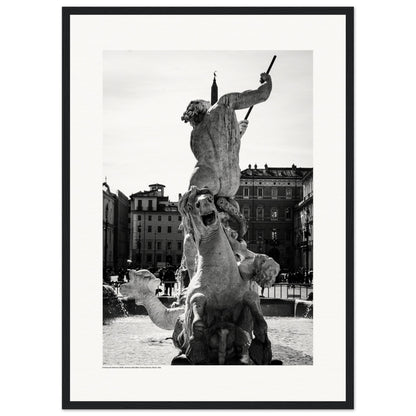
[62,6,354,409]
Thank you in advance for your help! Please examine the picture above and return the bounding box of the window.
[148,200,153,210]
[271,187,277,199]
[148,225,152,232]
[256,206,264,220]
[257,188,263,198]
[242,207,250,219]
[158,215,161,221]
[177,241,182,250]
[168,226,172,233]
[271,207,278,220]
[285,208,292,220]
[168,215,172,221]
[286,188,292,199]
[157,226,161,233]
[146,254,152,263]
[178,215,182,221]
[278,187,286,197]
[147,241,152,250]
[148,215,152,221]
[157,241,162,250]
[156,254,162,262]
[137,215,141,221]
[167,241,172,250]
[136,200,142,210]
[137,225,141,231]
[243,187,249,198]
[272,229,278,241]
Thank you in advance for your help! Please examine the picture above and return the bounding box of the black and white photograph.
[62,7,353,408]
[102,50,314,367]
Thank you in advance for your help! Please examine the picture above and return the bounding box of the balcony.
[304,191,313,202]
[297,191,313,208]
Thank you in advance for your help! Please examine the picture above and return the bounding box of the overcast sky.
[104,50,312,200]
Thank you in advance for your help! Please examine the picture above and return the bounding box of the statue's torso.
[190,104,241,197]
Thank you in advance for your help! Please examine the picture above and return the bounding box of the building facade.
[294,170,313,271]
[129,184,183,269]
[235,164,312,271]
[103,183,131,273]
[113,190,130,270]
[103,182,116,272]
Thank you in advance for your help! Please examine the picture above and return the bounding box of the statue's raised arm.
[218,73,272,110]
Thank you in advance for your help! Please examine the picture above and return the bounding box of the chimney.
[211,72,218,105]
[248,164,252,169]
[178,193,182,201]
[254,164,257,169]
[265,163,268,170]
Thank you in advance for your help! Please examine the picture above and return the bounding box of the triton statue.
[121,59,281,365]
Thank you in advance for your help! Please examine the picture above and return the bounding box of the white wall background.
[0,0,415,414]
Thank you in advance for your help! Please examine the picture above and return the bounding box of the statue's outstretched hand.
[259,72,272,84]
[119,270,161,305]
[239,120,249,137]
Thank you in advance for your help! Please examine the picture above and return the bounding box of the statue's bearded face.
[181,100,210,126]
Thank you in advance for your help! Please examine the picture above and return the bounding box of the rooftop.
[241,164,312,179]
[102,182,116,197]
[130,190,168,199]
[148,183,165,188]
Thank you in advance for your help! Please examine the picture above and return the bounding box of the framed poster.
[62,7,353,409]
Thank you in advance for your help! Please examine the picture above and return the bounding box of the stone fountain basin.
[103,316,312,366]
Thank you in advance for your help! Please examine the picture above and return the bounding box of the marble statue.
[181,72,272,199]
[120,69,281,364]
[181,72,272,240]
[121,187,277,364]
